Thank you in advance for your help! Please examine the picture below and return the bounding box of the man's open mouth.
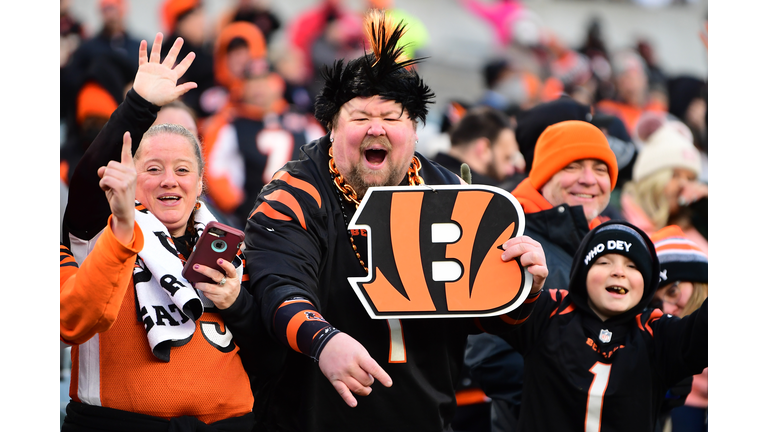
[365,149,388,165]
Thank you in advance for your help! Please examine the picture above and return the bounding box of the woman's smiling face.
[134,132,203,237]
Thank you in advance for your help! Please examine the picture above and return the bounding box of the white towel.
[132,200,242,362]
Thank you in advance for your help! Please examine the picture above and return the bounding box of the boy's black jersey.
[244,135,538,432]
[502,289,707,431]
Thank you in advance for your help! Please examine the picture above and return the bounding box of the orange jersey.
[64,221,253,424]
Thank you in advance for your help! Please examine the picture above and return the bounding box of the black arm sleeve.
[63,89,160,242]
[654,298,708,386]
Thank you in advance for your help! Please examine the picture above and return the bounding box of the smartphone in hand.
[182,221,245,285]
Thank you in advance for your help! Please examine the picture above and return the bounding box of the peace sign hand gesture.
[133,32,198,107]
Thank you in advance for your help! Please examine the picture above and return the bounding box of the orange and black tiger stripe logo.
[348,185,531,319]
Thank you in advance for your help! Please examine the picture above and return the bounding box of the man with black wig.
[243,10,549,432]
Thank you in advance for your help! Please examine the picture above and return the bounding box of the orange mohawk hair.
[364,9,410,65]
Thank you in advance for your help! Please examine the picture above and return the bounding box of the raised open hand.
[133,33,198,107]
[98,131,137,244]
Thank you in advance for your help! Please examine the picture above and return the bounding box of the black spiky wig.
[314,9,435,130]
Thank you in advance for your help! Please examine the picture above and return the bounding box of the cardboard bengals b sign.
[348,185,532,319]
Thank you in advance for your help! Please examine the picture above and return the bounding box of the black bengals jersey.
[244,135,538,432]
[501,288,707,432]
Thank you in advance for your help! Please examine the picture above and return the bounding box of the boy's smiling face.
[586,253,645,321]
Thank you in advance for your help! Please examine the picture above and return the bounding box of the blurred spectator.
[434,106,521,186]
[461,0,524,49]
[477,56,541,112]
[160,0,216,121]
[68,0,142,73]
[202,58,325,229]
[418,99,471,159]
[667,76,707,170]
[62,0,141,142]
[61,52,136,185]
[579,17,609,61]
[596,48,667,138]
[590,112,637,194]
[636,38,667,94]
[620,122,707,250]
[61,0,86,140]
[216,0,282,44]
[154,99,199,136]
[578,17,614,104]
[285,0,364,100]
[650,225,709,432]
[271,42,315,115]
[514,96,592,177]
[544,38,597,105]
[199,20,269,121]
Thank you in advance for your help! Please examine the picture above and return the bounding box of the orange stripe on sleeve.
[644,309,664,336]
[249,201,293,223]
[456,388,490,406]
[264,190,306,230]
[272,171,322,209]
[285,310,311,353]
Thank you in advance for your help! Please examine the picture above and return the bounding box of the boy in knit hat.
[499,220,707,431]
[466,119,620,431]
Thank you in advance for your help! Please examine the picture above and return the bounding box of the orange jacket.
[62,218,253,423]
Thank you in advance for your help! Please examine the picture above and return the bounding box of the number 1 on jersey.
[387,319,406,363]
[585,362,611,432]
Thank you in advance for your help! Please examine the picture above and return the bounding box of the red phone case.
[182,221,245,285]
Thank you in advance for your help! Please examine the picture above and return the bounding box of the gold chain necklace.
[328,146,424,272]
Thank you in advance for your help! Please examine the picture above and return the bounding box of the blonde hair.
[680,282,708,318]
[137,123,205,177]
[621,167,673,230]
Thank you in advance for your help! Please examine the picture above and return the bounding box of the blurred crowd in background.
[60,0,707,232]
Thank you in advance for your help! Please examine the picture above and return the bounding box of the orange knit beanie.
[528,120,618,191]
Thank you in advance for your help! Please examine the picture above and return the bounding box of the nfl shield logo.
[599,329,612,343]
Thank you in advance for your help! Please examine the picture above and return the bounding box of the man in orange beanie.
[465,119,619,432]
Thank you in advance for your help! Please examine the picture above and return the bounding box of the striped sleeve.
[60,243,79,289]
[60,217,144,345]
[249,170,323,229]
[273,297,340,361]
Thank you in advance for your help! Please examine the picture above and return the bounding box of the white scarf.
[132,200,243,362]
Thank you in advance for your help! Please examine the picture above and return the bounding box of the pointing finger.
[121,132,134,167]
[360,357,392,388]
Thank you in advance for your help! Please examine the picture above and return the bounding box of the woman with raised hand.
[61,33,264,432]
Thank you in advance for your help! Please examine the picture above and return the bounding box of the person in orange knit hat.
[465,119,619,432]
